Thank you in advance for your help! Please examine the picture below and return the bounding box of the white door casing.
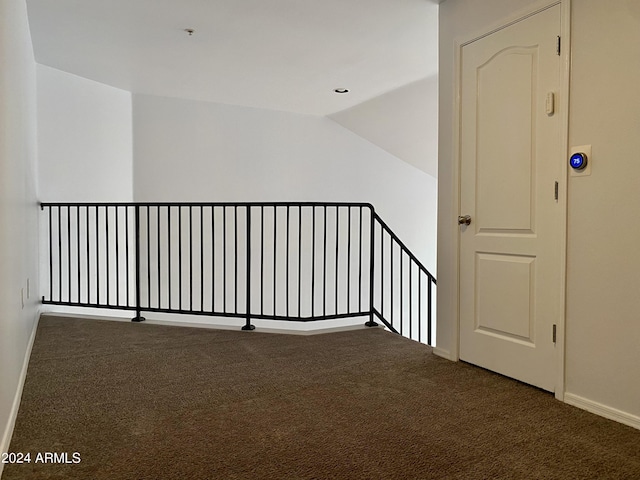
[458,4,563,392]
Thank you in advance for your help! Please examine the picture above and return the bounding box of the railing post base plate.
[241,324,256,331]
[131,316,146,323]
[365,320,378,327]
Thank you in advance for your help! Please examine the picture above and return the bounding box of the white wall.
[132,94,437,274]
[0,0,40,469]
[438,0,640,426]
[329,76,438,178]
[563,0,640,423]
[37,65,133,202]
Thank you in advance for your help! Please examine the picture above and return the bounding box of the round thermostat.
[569,152,588,170]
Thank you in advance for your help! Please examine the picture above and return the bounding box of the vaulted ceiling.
[26,0,439,116]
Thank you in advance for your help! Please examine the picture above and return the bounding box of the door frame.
[449,0,571,400]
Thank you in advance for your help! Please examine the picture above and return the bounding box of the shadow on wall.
[329,75,438,179]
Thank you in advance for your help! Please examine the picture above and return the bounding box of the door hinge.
[554,181,559,201]
[553,324,557,343]
[556,36,561,55]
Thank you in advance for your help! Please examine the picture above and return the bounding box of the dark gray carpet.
[3,315,640,479]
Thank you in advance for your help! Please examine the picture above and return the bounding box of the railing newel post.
[242,205,255,331]
[132,204,146,322]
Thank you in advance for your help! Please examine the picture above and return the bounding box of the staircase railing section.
[40,202,436,344]
[371,213,436,345]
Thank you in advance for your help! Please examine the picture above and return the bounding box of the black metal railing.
[371,213,436,345]
[40,202,436,344]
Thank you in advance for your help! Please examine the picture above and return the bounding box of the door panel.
[459,5,562,392]
[477,47,536,233]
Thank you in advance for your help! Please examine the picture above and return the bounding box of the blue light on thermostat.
[570,152,588,170]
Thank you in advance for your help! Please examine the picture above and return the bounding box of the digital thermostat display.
[569,152,588,170]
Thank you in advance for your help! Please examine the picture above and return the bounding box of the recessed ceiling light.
[334,88,349,94]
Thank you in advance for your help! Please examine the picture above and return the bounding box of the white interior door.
[459,5,562,392]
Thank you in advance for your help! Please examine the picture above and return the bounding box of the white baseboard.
[564,392,640,431]
[144,317,374,336]
[433,346,454,360]
[0,315,40,477]
[40,311,373,336]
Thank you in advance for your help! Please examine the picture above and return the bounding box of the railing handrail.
[41,201,375,209]
[373,212,436,284]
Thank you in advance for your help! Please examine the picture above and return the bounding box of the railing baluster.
[380,223,384,320]
[298,205,302,318]
[409,260,413,340]
[167,206,172,310]
[400,251,404,336]
[67,206,71,303]
[286,206,290,317]
[335,206,339,315]
[260,206,264,317]
[311,206,316,317]
[234,205,238,314]
[211,206,215,313]
[347,207,351,314]
[133,205,145,322]
[147,206,151,309]
[179,206,183,311]
[223,206,227,313]
[366,208,377,327]
[58,206,62,302]
[158,207,162,309]
[323,206,327,317]
[358,206,362,313]
[77,206,81,303]
[391,238,394,330]
[48,206,52,302]
[400,251,404,335]
[418,271,422,344]
[106,206,110,305]
[94,207,98,305]
[428,275,433,346]
[115,206,120,306]
[95,206,99,305]
[200,206,204,312]
[189,205,193,311]
[273,206,277,316]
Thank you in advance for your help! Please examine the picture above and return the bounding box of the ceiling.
[26,0,439,116]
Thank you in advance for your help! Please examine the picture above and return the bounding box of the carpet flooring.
[3,315,640,479]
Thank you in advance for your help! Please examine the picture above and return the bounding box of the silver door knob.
[458,215,471,226]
